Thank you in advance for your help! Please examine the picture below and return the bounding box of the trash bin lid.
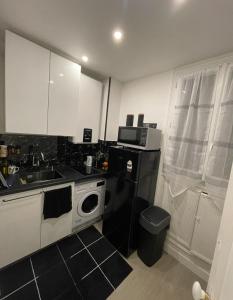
[140,206,171,234]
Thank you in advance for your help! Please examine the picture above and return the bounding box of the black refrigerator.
[102,146,160,257]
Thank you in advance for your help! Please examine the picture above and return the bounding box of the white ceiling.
[0,0,233,82]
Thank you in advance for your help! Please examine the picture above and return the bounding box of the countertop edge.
[0,166,108,197]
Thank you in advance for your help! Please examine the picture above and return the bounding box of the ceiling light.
[113,30,123,42]
[82,55,88,63]
[49,80,54,84]
[173,0,188,9]
[175,0,186,4]
[59,73,64,77]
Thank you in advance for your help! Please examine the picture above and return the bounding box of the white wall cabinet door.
[48,52,81,136]
[0,192,42,268]
[191,193,222,264]
[72,74,102,143]
[5,30,50,134]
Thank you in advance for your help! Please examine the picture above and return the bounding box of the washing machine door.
[78,191,100,217]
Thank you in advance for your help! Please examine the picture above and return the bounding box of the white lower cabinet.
[40,183,73,248]
[0,192,42,268]
[0,183,74,268]
[40,213,72,248]
[160,180,223,280]
[161,181,200,248]
[190,193,222,264]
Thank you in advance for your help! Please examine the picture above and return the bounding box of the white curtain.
[164,70,217,197]
[205,65,233,209]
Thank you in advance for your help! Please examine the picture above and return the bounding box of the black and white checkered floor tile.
[0,226,132,300]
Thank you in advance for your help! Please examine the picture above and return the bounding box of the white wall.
[119,71,173,131]
[119,70,174,225]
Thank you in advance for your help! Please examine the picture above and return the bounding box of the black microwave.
[117,126,161,150]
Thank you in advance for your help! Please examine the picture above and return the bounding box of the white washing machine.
[72,178,106,230]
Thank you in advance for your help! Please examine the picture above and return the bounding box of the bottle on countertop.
[95,150,105,169]
[15,145,21,155]
[86,155,93,167]
[7,145,14,156]
[0,141,8,158]
[1,158,8,176]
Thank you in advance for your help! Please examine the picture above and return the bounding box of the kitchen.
[0,1,233,300]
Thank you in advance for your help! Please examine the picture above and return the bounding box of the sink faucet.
[30,145,45,168]
[33,151,45,167]
[40,151,45,162]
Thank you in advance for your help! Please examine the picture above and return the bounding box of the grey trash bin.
[137,206,171,266]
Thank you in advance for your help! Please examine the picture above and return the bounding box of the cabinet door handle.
[2,198,21,203]
[3,199,16,202]
[1,192,42,204]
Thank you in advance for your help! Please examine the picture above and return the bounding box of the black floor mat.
[0,226,133,300]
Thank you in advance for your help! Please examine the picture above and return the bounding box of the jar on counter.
[0,142,8,158]
[102,160,108,171]
[7,145,15,156]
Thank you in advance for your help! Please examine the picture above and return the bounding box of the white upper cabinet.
[72,74,102,143]
[5,31,50,134]
[3,31,81,136]
[100,78,122,141]
[48,53,80,136]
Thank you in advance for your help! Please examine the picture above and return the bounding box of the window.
[164,69,217,197]
[205,65,233,205]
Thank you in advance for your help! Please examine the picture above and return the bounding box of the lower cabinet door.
[40,212,72,248]
[0,193,42,268]
[161,181,200,248]
[190,193,222,264]
[40,184,73,248]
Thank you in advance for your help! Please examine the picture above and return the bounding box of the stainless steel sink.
[20,169,63,184]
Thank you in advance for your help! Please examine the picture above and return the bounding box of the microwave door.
[118,127,140,146]
[118,127,148,148]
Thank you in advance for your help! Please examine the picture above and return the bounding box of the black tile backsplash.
[0,134,116,168]
[0,134,58,165]
[57,137,116,168]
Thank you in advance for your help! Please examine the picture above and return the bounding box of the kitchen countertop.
[0,165,108,197]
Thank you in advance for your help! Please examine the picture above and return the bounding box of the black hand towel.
[43,186,72,219]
